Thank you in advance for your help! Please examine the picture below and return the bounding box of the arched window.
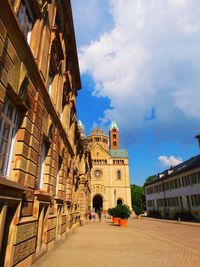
[117,170,121,180]
[113,134,116,139]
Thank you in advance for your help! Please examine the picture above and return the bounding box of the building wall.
[0,1,91,266]
[145,167,200,221]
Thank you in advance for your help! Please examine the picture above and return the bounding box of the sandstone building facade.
[87,122,132,212]
[0,0,92,266]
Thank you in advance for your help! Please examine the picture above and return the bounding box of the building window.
[197,171,200,183]
[191,194,200,207]
[56,156,63,196]
[39,141,49,190]
[48,68,54,96]
[113,141,117,146]
[113,134,116,139]
[117,170,121,180]
[94,137,101,142]
[191,173,197,185]
[179,196,183,209]
[0,98,18,177]
[17,0,35,44]
[94,169,102,178]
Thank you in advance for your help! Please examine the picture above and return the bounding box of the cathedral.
[87,121,132,212]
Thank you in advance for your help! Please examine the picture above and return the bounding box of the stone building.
[0,0,92,266]
[87,121,132,212]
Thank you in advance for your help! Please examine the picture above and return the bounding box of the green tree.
[145,175,157,184]
[131,184,146,215]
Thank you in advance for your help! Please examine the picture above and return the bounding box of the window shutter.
[39,26,51,80]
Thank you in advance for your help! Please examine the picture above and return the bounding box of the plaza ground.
[33,217,200,267]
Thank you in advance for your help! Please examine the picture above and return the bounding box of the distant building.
[87,121,132,212]
[145,155,200,221]
[0,1,92,266]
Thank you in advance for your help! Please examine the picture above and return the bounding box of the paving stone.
[32,218,200,267]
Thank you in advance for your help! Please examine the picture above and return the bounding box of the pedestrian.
[91,210,96,223]
[88,212,92,221]
[97,209,101,222]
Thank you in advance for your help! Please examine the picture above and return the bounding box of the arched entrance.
[93,195,103,212]
[117,199,123,205]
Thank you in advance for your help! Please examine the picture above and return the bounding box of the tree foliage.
[145,175,157,184]
[131,184,146,215]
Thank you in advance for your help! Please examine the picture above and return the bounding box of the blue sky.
[72,0,200,185]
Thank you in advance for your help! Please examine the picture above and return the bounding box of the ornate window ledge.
[0,177,26,200]
[34,190,52,202]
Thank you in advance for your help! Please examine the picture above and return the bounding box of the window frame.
[0,97,19,178]
[116,170,121,180]
[39,141,49,190]
[56,156,63,196]
[17,0,35,44]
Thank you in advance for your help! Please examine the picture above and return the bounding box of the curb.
[142,216,200,227]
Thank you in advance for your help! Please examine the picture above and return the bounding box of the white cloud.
[78,0,200,144]
[168,0,186,8]
[71,0,113,47]
[158,155,183,167]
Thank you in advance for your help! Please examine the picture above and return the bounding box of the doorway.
[117,199,123,205]
[93,195,103,212]
[0,203,17,266]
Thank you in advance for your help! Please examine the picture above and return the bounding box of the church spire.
[110,121,119,131]
[109,121,120,150]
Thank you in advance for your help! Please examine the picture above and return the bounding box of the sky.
[71,0,200,185]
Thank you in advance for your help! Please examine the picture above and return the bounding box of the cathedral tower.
[87,122,132,212]
[109,121,120,150]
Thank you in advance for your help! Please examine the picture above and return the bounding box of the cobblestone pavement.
[33,218,200,267]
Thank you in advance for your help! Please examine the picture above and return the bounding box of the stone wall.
[0,1,92,266]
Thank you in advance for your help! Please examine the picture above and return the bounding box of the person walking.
[97,209,102,223]
[91,210,96,223]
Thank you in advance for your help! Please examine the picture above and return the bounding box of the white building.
[145,155,200,221]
